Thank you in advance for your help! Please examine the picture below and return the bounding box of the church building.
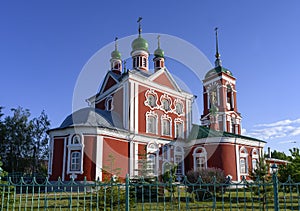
[48,22,266,183]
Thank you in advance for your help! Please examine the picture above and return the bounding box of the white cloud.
[245,118,300,141]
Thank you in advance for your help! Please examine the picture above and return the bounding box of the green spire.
[154,35,164,58]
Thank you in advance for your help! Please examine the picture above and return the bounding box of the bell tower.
[201,28,242,134]
[131,17,149,71]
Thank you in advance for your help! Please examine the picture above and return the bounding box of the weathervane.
[215,27,220,59]
[114,37,118,50]
[137,17,142,35]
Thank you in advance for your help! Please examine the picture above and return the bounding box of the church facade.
[48,25,266,183]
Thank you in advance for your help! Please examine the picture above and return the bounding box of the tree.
[271,150,289,161]
[250,156,270,182]
[0,107,50,175]
[278,148,300,183]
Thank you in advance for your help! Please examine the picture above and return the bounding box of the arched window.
[193,147,207,171]
[71,134,81,145]
[174,99,184,115]
[161,114,171,136]
[174,146,184,175]
[252,148,259,171]
[175,118,184,139]
[230,118,235,133]
[240,147,248,174]
[227,85,234,110]
[147,141,158,176]
[70,152,81,171]
[146,111,158,134]
[105,96,113,111]
[163,145,170,161]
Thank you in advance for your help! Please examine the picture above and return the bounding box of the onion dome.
[111,37,121,59]
[131,17,149,53]
[131,35,149,53]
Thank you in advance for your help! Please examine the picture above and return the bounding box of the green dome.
[205,66,233,79]
[111,49,121,59]
[131,35,149,52]
[154,47,164,58]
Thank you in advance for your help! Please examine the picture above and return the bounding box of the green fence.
[0,174,299,210]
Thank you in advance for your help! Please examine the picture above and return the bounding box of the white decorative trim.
[62,137,67,180]
[134,83,139,133]
[48,135,54,175]
[134,142,139,176]
[130,82,135,132]
[159,94,172,113]
[193,147,207,170]
[123,82,129,130]
[203,74,236,86]
[235,144,240,182]
[144,89,159,109]
[161,114,172,137]
[174,118,184,139]
[239,146,249,175]
[95,136,103,181]
[173,98,184,116]
[105,96,114,111]
[174,146,184,175]
[67,133,84,175]
[146,111,158,135]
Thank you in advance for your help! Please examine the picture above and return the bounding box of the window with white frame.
[160,94,172,112]
[71,134,81,145]
[174,146,184,175]
[146,111,158,134]
[70,151,81,171]
[240,147,248,174]
[163,145,170,161]
[252,148,259,171]
[161,114,171,136]
[105,96,113,111]
[174,99,184,115]
[144,90,158,109]
[193,147,207,171]
[147,142,158,176]
[175,118,184,138]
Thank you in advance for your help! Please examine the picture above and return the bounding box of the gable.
[103,76,117,93]
[99,73,120,94]
[152,71,179,91]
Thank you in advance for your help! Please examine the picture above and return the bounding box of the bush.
[186,168,226,184]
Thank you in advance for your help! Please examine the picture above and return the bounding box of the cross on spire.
[114,37,118,50]
[214,27,222,67]
[157,35,161,48]
[137,17,142,35]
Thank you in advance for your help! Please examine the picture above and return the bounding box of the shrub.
[186,168,226,184]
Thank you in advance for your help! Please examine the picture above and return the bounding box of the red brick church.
[48,24,266,183]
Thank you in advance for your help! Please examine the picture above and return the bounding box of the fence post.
[272,171,279,211]
[125,174,130,211]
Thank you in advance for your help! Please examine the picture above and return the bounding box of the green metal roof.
[154,47,164,58]
[205,66,233,79]
[188,124,266,143]
[131,35,149,53]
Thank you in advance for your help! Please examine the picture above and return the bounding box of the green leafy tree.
[0,107,50,175]
[271,150,289,160]
[278,148,300,183]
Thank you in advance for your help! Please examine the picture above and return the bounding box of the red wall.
[50,138,64,180]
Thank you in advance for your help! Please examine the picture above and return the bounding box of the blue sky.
[1,1,300,154]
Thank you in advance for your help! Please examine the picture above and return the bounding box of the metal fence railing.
[0,173,299,210]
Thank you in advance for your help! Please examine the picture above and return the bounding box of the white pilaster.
[134,83,139,133]
[130,82,135,132]
[95,136,103,181]
[62,137,67,181]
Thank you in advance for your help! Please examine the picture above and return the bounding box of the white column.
[130,82,135,132]
[134,142,139,176]
[123,82,129,130]
[235,144,240,182]
[95,136,103,181]
[134,83,139,133]
[129,140,134,176]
